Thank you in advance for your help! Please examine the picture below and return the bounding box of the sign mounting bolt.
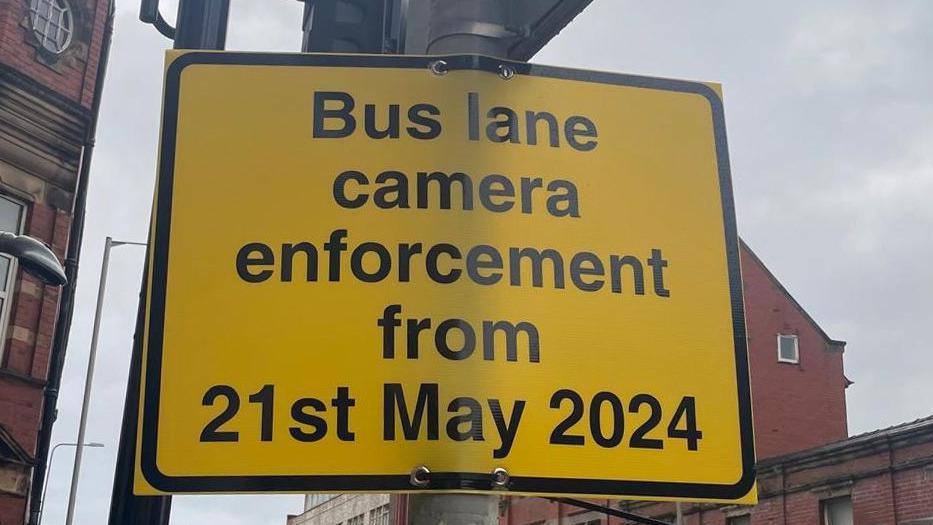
[429,60,449,76]
[410,465,431,487]
[492,467,510,488]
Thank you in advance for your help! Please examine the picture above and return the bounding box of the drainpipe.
[26,2,116,523]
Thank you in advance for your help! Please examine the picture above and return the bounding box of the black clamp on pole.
[139,0,175,39]
[140,0,231,50]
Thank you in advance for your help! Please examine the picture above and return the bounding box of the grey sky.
[38,1,932,524]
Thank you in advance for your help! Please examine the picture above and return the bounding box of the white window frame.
[0,194,27,365]
[777,333,799,364]
[28,0,75,55]
[369,504,390,525]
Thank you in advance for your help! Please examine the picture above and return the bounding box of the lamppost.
[38,442,104,524]
[0,231,67,286]
[64,237,146,525]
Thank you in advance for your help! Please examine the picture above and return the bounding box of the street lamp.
[0,231,67,286]
[64,237,146,525]
[38,442,104,524]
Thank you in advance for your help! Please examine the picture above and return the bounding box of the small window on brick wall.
[777,334,799,364]
[0,194,26,364]
[727,515,751,525]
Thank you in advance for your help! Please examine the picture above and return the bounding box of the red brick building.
[0,0,113,523]
[739,241,849,458]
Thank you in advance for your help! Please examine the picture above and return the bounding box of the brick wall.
[0,1,109,522]
[0,494,26,525]
[0,201,70,523]
[0,377,42,455]
[739,242,848,458]
[895,463,933,522]
[0,0,109,109]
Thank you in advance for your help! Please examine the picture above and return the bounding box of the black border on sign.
[141,52,756,499]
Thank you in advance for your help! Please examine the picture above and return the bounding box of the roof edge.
[758,415,933,469]
[739,238,845,349]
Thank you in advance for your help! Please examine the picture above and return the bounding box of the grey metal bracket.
[140,0,176,39]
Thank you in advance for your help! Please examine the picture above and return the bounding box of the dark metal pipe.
[106,1,232,522]
[106,259,172,525]
[26,2,116,523]
[426,0,511,56]
[173,0,231,50]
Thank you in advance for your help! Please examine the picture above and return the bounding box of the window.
[369,504,389,525]
[727,515,751,525]
[347,513,365,525]
[305,493,336,510]
[777,334,799,363]
[821,496,853,525]
[0,195,26,363]
[28,0,74,54]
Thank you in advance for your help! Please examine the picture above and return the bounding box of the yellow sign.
[136,52,755,503]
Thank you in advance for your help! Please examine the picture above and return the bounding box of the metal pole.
[408,494,500,525]
[675,502,683,525]
[425,0,511,56]
[107,1,229,523]
[173,0,231,49]
[107,252,173,525]
[63,238,118,525]
[54,237,141,524]
[407,2,513,523]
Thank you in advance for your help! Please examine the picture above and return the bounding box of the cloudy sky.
[38,1,933,523]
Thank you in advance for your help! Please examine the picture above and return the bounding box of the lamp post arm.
[39,442,73,524]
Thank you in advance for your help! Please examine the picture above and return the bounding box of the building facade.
[288,494,393,525]
[739,241,849,458]
[0,0,112,523]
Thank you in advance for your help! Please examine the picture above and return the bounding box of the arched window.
[28,0,74,55]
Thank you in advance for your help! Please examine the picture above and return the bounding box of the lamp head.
[0,232,67,286]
